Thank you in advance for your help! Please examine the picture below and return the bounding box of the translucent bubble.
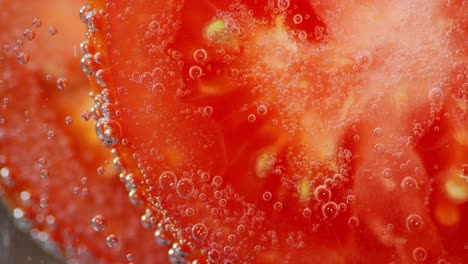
[406,214,423,232]
[129,189,143,206]
[302,208,312,218]
[273,202,283,211]
[193,49,208,63]
[95,69,109,87]
[155,227,172,246]
[314,185,331,202]
[382,168,392,178]
[56,77,69,90]
[348,216,360,228]
[91,214,107,232]
[208,249,220,262]
[262,191,272,201]
[23,29,36,41]
[39,197,48,208]
[412,247,427,262]
[277,0,290,11]
[159,171,177,191]
[79,5,91,23]
[101,103,117,118]
[65,116,73,125]
[457,163,468,180]
[126,253,134,262]
[106,234,119,248]
[148,20,160,32]
[48,26,58,35]
[257,105,268,116]
[95,118,122,146]
[401,176,419,191]
[293,14,303,24]
[177,178,194,198]
[429,87,443,103]
[32,18,42,27]
[247,114,256,122]
[81,53,97,75]
[322,201,338,220]
[354,50,373,69]
[192,223,208,242]
[17,52,30,64]
[212,176,223,187]
[189,66,203,79]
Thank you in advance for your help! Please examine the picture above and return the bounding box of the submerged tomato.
[1,0,468,263]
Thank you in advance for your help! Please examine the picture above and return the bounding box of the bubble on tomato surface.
[412,247,427,262]
[314,185,331,202]
[348,216,360,228]
[23,29,36,41]
[159,171,177,191]
[189,65,203,79]
[39,197,48,208]
[208,249,220,262]
[155,227,172,246]
[262,191,272,201]
[401,176,419,191]
[406,214,423,232]
[106,234,119,248]
[17,52,30,64]
[32,18,42,27]
[293,14,303,24]
[65,116,73,125]
[129,189,143,206]
[212,175,223,188]
[273,202,283,211]
[81,53,97,75]
[169,242,191,262]
[177,178,194,198]
[256,105,268,116]
[95,118,122,146]
[382,168,392,178]
[354,49,373,69]
[247,113,256,122]
[56,76,69,90]
[91,214,107,232]
[429,87,444,103]
[79,4,92,23]
[95,69,110,87]
[322,201,339,220]
[48,25,58,35]
[457,163,468,180]
[193,48,208,63]
[192,223,208,242]
[277,0,290,11]
[302,208,312,218]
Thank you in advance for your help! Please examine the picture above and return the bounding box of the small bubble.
[322,201,338,220]
[293,14,303,24]
[65,116,73,125]
[159,171,177,191]
[273,202,283,211]
[81,54,97,75]
[257,105,268,116]
[348,216,360,228]
[17,52,30,64]
[23,29,36,41]
[39,197,48,208]
[208,250,220,262]
[277,0,290,11]
[412,247,427,262]
[91,214,107,232]
[457,164,468,180]
[262,191,272,201]
[95,69,109,87]
[48,25,58,35]
[354,50,373,69]
[302,208,312,218]
[401,176,419,191]
[382,168,392,178]
[192,223,208,242]
[314,185,331,202]
[126,253,134,262]
[429,87,444,103]
[176,178,194,198]
[39,169,49,179]
[106,234,119,248]
[56,77,69,90]
[95,118,122,146]
[189,66,203,79]
[247,114,256,123]
[212,176,223,187]
[193,49,208,63]
[32,18,42,27]
[47,130,55,140]
[406,214,423,232]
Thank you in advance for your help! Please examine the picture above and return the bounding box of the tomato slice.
[0,1,167,263]
[82,0,467,263]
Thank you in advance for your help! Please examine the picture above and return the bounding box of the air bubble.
[95,118,122,146]
[79,5,91,23]
[247,114,256,122]
[189,66,203,79]
[322,201,338,220]
[314,185,331,202]
[262,191,272,201]
[412,247,427,262]
[159,171,177,191]
[273,202,283,211]
[65,116,73,125]
[39,197,48,208]
[401,176,419,191]
[17,52,30,64]
[155,227,172,246]
[81,53,97,75]
[348,216,360,228]
[91,214,107,232]
[457,164,468,180]
[302,208,312,218]
[429,87,444,103]
[176,178,194,198]
[106,234,119,248]
[406,214,423,232]
[32,18,42,27]
[193,49,208,63]
[354,50,373,69]
[212,176,223,187]
[192,223,208,242]
[277,0,290,11]
[56,77,69,90]
[48,26,58,35]
[95,69,109,87]
[23,29,36,41]
[257,105,268,116]
[208,250,220,262]
[293,14,303,24]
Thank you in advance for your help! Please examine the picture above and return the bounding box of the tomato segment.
[84,0,467,263]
